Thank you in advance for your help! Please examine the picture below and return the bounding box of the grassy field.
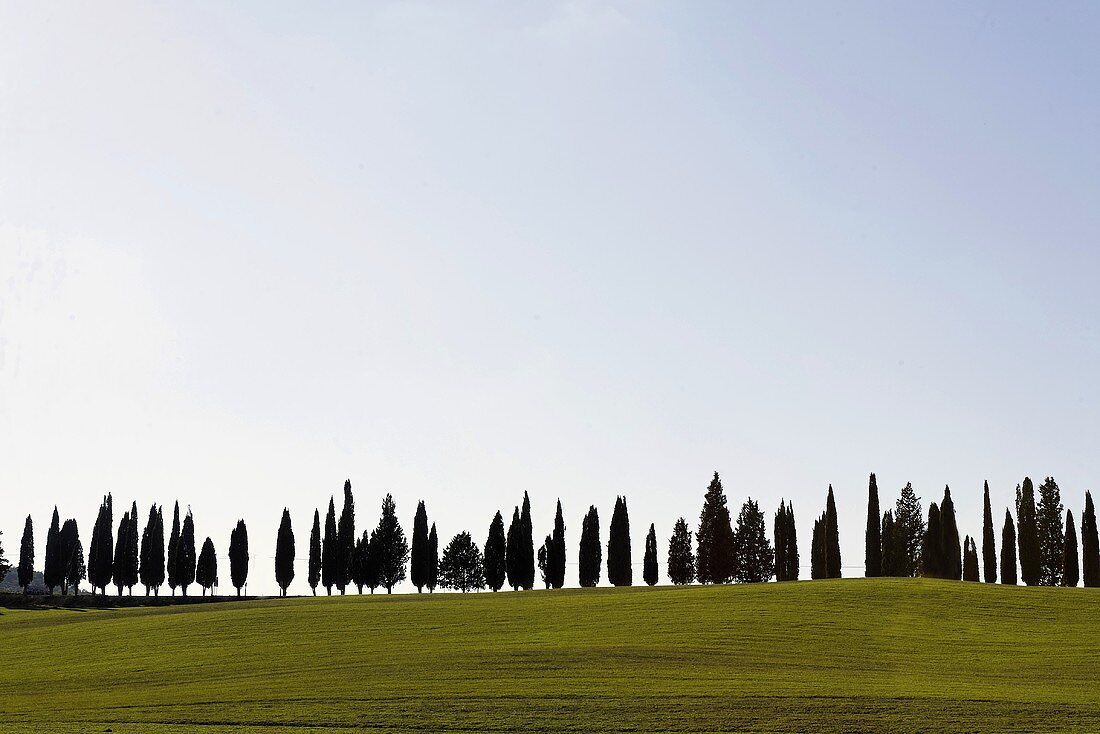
[1,578,1097,733]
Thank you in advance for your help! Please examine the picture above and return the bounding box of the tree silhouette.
[1036,477,1065,586]
[607,496,632,587]
[88,494,114,596]
[939,487,962,580]
[518,492,535,590]
[427,523,439,593]
[1082,491,1099,587]
[139,504,165,596]
[0,531,9,587]
[810,515,825,579]
[880,510,899,577]
[178,510,197,596]
[166,500,180,596]
[667,517,695,585]
[1016,477,1040,585]
[1063,510,1079,587]
[734,498,774,583]
[229,519,249,596]
[643,523,658,586]
[1000,509,1018,586]
[550,499,566,589]
[58,519,82,594]
[962,536,979,581]
[538,534,553,589]
[374,493,409,593]
[411,500,430,593]
[17,515,34,594]
[44,507,61,594]
[484,511,507,592]
[439,531,485,593]
[112,506,131,596]
[865,473,881,577]
[196,537,217,595]
[921,502,943,578]
[275,508,295,597]
[894,482,924,577]
[775,500,799,581]
[322,496,337,595]
[336,480,355,595]
[578,505,601,587]
[824,486,841,579]
[352,531,369,593]
[506,506,522,591]
[307,508,321,595]
[364,529,381,593]
[697,472,735,584]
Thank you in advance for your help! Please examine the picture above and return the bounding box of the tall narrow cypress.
[139,504,165,595]
[578,505,601,587]
[61,520,85,594]
[126,502,139,593]
[1016,478,1040,585]
[87,494,114,595]
[519,492,535,590]
[1082,491,1100,587]
[166,500,180,595]
[1035,477,1065,586]
[427,523,439,593]
[352,531,369,593]
[506,506,522,591]
[607,496,632,587]
[940,487,962,581]
[336,480,356,594]
[307,508,321,595]
[982,481,997,583]
[1063,510,1079,588]
[17,515,34,594]
[865,473,881,577]
[551,499,566,589]
[112,508,131,596]
[43,508,61,594]
[275,508,295,596]
[196,537,217,595]
[962,536,979,581]
[643,523,658,586]
[411,500,430,593]
[484,511,507,592]
[782,501,798,581]
[921,503,943,578]
[178,510,197,596]
[667,517,695,585]
[229,519,249,596]
[1001,509,1018,586]
[810,516,826,580]
[880,510,898,577]
[697,472,735,584]
[538,534,554,589]
[824,486,841,578]
[322,496,337,595]
[775,500,789,581]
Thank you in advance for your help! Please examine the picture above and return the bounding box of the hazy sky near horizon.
[3,2,1099,593]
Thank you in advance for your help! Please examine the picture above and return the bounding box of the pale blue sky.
[2,2,1098,592]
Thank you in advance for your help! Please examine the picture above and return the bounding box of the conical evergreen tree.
[782,501,798,581]
[643,523,658,586]
[519,492,535,590]
[824,486,841,579]
[865,473,881,577]
[178,510,197,596]
[775,500,789,581]
[166,500,180,595]
[112,508,131,596]
[1001,509,1018,586]
[125,501,139,593]
[578,505,601,587]
[940,487,962,581]
[322,496,337,595]
[982,481,997,583]
[551,499,566,589]
[484,510,507,592]
[336,480,355,595]
[506,506,522,591]
[43,507,62,594]
[1016,477,1040,585]
[373,493,409,593]
[352,531,369,593]
[734,498,775,583]
[607,496,632,586]
[139,504,165,595]
[1035,477,1065,586]
[810,515,826,580]
[229,519,249,596]
[894,482,924,577]
[427,523,439,593]
[17,515,34,594]
[364,529,381,593]
[921,502,943,578]
[1063,510,1079,588]
[880,510,898,577]
[275,508,295,596]
[411,500,430,593]
[962,536,979,581]
[88,494,114,595]
[538,534,554,589]
[62,521,85,595]
[307,508,321,595]
[697,472,735,584]
[196,537,217,595]
[1082,491,1100,587]
[667,517,695,585]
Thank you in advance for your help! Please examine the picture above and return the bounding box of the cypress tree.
[643,523,658,586]
[1016,477,1040,585]
[411,500,430,593]
[982,481,997,583]
[88,494,114,595]
[697,472,735,584]
[782,501,798,581]
[44,507,61,594]
[824,486,841,579]
[336,480,355,595]
[921,502,942,577]
[322,496,337,595]
[865,473,881,577]
[519,492,535,590]
[307,508,321,595]
[894,482,924,577]
[667,517,695,585]
[352,531,369,593]
[940,487,962,581]
[58,519,80,594]
[810,515,826,580]
[374,493,409,593]
[551,499,566,589]
[126,502,139,593]
[1082,491,1100,587]
[484,510,507,592]
[1001,509,1018,586]
[196,537,217,595]
[774,500,789,581]
[607,496,632,586]
[962,536,979,581]
[578,505,602,587]
[506,506,522,591]
[166,500,180,596]
[275,508,295,596]
[364,529,381,593]
[880,510,898,577]
[112,508,130,596]
[18,515,34,594]
[427,523,439,593]
[229,519,249,596]
[734,498,775,583]
[1036,476,1065,586]
[178,510,197,596]
[1063,510,1079,587]
[139,504,165,596]
[538,534,554,589]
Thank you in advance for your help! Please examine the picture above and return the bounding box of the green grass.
[1,579,1097,733]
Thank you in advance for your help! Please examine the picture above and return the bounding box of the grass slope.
[1,579,1097,733]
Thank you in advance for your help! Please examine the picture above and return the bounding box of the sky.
[2,2,1099,594]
